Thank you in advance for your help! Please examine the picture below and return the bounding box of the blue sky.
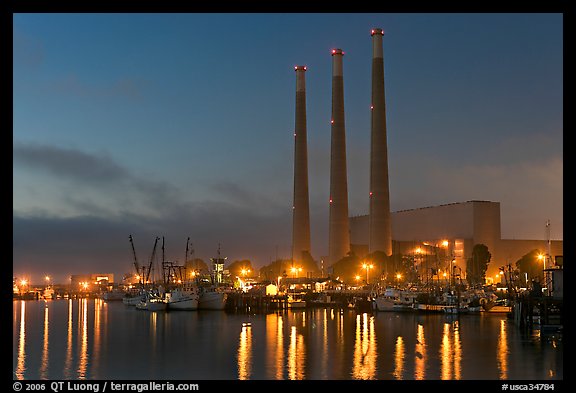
[13,13,563,283]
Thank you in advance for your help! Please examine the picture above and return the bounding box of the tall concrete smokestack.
[369,28,393,256]
[292,65,311,265]
[328,49,350,265]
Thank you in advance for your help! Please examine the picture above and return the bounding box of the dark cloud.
[14,142,129,183]
[13,202,291,285]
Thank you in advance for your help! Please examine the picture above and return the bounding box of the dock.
[512,294,563,333]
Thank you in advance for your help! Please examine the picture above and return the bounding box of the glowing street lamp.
[537,253,546,269]
[355,275,361,286]
[291,266,302,278]
[395,273,402,287]
[362,263,374,284]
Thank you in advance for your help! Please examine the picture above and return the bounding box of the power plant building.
[349,200,563,279]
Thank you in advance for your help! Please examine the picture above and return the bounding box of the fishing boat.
[136,290,167,311]
[123,287,146,306]
[198,286,227,310]
[373,287,419,312]
[195,245,229,310]
[42,286,55,300]
[165,281,200,310]
[287,293,307,309]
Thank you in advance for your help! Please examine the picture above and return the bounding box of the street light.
[396,273,402,287]
[362,263,374,285]
[290,266,302,278]
[537,252,549,295]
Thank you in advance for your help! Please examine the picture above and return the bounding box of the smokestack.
[292,65,311,265]
[369,28,392,256]
[328,49,350,265]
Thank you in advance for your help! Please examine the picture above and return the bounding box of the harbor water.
[13,298,562,380]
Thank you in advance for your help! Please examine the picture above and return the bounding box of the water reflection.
[321,309,328,378]
[453,320,461,379]
[12,300,562,380]
[414,323,426,379]
[40,303,49,379]
[93,299,103,379]
[440,320,462,380]
[15,301,26,380]
[78,298,88,379]
[393,336,405,379]
[265,314,284,379]
[497,319,508,379]
[352,313,377,379]
[64,300,73,379]
[288,325,305,380]
[237,324,252,380]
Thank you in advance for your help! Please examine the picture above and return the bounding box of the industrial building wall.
[351,201,499,247]
[392,202,480,241]
[472,201,501,262]
[347,201,563,279]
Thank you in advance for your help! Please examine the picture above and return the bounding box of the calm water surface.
[12,299,562,380]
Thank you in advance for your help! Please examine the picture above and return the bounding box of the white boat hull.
[168,299,199,310]
[136,292,167,311]
[374,297,395,311]
[198,291,227,310]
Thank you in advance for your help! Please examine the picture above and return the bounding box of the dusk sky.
[13,13,563,284]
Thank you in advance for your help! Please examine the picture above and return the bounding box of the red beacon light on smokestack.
[294,65,307,71]
[371,28,384,36]
[331,48,344,55]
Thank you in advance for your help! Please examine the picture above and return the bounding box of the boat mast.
[145,237,160,284]
[129,235,141,284]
